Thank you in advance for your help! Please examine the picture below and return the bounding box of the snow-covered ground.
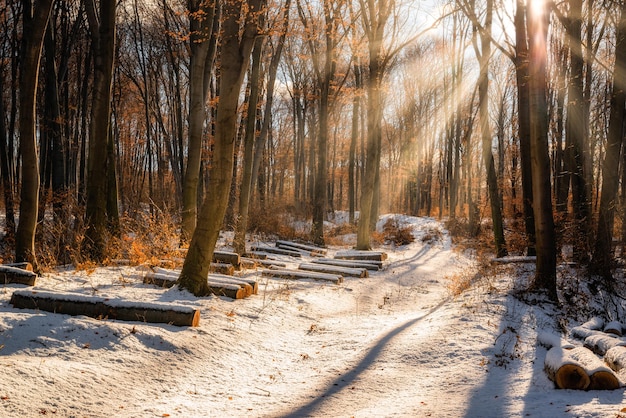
[1,215,625,417]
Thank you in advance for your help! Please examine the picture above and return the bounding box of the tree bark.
[83,0,117,261]
[592,2,626,282]
[179,0,263,296]
[16,0,55,268]
[527,0,557,299]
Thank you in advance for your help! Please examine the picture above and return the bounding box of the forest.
[2,0,626,299]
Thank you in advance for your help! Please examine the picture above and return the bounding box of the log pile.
[143,267,257,300]
[542,317,626,390]
[10,290,200,327]
[334,250,387,262]
[276,240,327,257]
[0,264,37,286]
[250,245,302,258]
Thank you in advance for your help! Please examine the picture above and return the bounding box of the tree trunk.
[527,0,557,299]
[179,0,262,296]
[592,2,626,282]
[181,0,218,242]
[84,0,117,261]
[514,0,536,256]
[475,0,507,258]
[16,0,55,268]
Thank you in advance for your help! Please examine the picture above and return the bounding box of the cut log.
[144,268,251,299]
[334,250,387,262]
[312,258,381,271]
[605,346,626,372]
[298,263,367,278]
[584,333,626,355]
[251,245,302,258]
[581,317,605,330]
[571,326,606,340]
[213,251,241,269]
[10,290,200,327]
[243,251,267,260]
[241,257,286,269]
[0,265,37,286]
[604,321,623,337]
[537,331,575,349]
[5,262,34,271]
[566,347,620,390]
[544,347,590,390]
[276,240,327,255]
[209,262,235,276]
[262,269,343,284]
[276,243,317,257]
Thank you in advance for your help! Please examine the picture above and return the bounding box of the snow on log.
[10,290,200,327]
[276,240,327,255]
[334,250,387,261]
[604,321,623,337]
[143,269,249,299]
[209,262,235,276]
[312,258,381,271]
[581,317,605,330]
[262,268,343,284]
[584,333,626,355]
[545,347,590,390]
[298,263,368,278]
[241,257,287,269]
[207,274,258,296]
[571,326,606,340]
[491,256,537,264]
[213,251,241,269]
[276,243,319,257]
[250,246,302,258]
[566,347,620,390]
[244,251,267,260]
[0,265,37,286]
[4,262,34,271]
[605,346,626,372]
[537,331,575,349]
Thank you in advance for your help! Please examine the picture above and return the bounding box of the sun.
[527,0,547,22]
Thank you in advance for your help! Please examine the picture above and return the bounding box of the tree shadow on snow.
[278,297,451,418]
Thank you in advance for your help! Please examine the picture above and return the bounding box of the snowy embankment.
[1,215,625,417]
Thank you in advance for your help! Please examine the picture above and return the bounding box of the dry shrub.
[446,271,474,296]
[382,218,414,246]
[247,203,307,241]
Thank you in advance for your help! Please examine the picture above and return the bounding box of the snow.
[1,215,626,417]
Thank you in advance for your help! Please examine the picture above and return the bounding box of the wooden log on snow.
[10,290,200,327]
[312,258,381,271]
[571,326,606,340]
[491,256,536,264]
[298,263,368,278]
[213,251,241,269]
[251,245,302,258]
[557,346,620,390]
[241,257,287,269]
[0,265,37,286]
[545,347,590,390]
[276,240,327,255]
[537,331,575,349]
[277,243,317,257]
[262,268,343,284]
[604,321,623,337]
[581,317,605,330]
[209,262,235,276]
[334,250,387,262]
[605,346,626,373]
[584,333,626,355]
[143,269,250,299]
[207,274,258,295]
[243,251,268,260]
[4,262,33,271]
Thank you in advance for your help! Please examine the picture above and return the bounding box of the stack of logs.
[542,317,626,390]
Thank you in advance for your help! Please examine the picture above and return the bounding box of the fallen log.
[312,258,381,271]
[276,243,317,257]
[604,321,623,337]
[10,290,200,327]
[537,331,575,349]
[262,268,343,284]
[0,265,37,286]
[563,347,620,390]
[209,262,235,276]
[334,250,387,262]
[4,262,34,271]
[605,346,626,373]
[584,333,626,355]
[208,274,258,295]
[243,251,267,260]
[241,257,286,269]
[571,326,606,340]
[581,317,605,330]
[298,263,367,278]
[491,256,537,264]
[545,347,590,390]
[213,251,241,269]
[144,269,249,299]
[276,240,327,255]
[251,245,302,258]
